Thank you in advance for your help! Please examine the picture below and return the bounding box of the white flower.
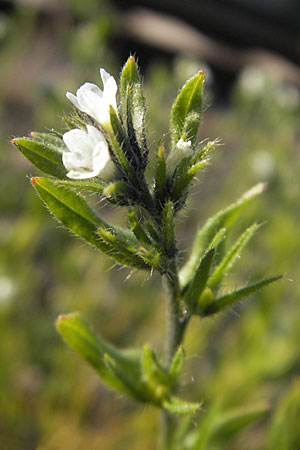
[62,125,114,180]
[166,138,193,176]
[66,68,117,128]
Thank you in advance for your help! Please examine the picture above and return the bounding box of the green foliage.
[7,41,291,450]
[266,380,300,450]
[170,71,205,146]
[12,136,67,178]
[179,183,265,289]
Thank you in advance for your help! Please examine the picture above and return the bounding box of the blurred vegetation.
[0,1,299,449]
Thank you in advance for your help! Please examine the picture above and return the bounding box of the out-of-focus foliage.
[1,2,299,449]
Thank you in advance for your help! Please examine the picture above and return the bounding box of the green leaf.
[120,55,140,111]
[30,131,65,152]
[32,176,107,244]
[170,71,205,146]
[56,313,140,396]
[169,345,185,386]
[211,406,268,442]
[32,177,148,269]
[184,248,215,312]
[163,397,201,415]
[12,137,67,178]
[208,223,260,290]
[120,56,147,162]
[201,275,282,316]
[266,379,300,450]
[179,183,265,288]
[54,178,105,193]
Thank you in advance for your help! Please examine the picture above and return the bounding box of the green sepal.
[154,145,167,203]
[162,201,176,257]
[179,183,265,289]
[191,139,219,165]
[201,275,282,316]
[162,397,201,415]
[128,210,151,245]
[141,344,171,403]
[138,245,162,271]
[208,223,260,290]
[197,287,214,314]
[171,159,209,204]
[97,227,150,270]
[56,312,143,399]
[170,71,205,146]
[12,137,67,178]
[184,248,215,312]
[103,180,134,206]
[169,345,185,386]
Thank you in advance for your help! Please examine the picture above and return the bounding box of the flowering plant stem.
[162,269,186,448]
[12,56,282,450]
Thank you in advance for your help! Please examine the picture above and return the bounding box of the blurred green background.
[1,1,299,449]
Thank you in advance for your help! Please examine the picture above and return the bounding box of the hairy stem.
[160,260,189,449]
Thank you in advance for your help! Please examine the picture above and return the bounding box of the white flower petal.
[62,126,114,180]
[63,128,91,154]
[166,139,193,177]
[66,92,80,109]
[66,68,118,128]
[100,68,111,85]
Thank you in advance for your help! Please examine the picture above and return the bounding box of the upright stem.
[160,260,189,449]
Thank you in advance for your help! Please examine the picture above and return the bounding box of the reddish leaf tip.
[30,177,39,186]
[57,314,68,322]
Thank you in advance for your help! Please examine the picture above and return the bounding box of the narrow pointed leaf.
[120,56,147,159]
[31,177,109,248]
[201,275,282,316]
[179,183,265,288]
[170,71,204,146]
[185,248,215,311]
[208,223,260,290]
[32,177,147,269]
[211,406,268,441]
[12,137,67,178]
[120,55,140,112]
[56,313,137,394]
